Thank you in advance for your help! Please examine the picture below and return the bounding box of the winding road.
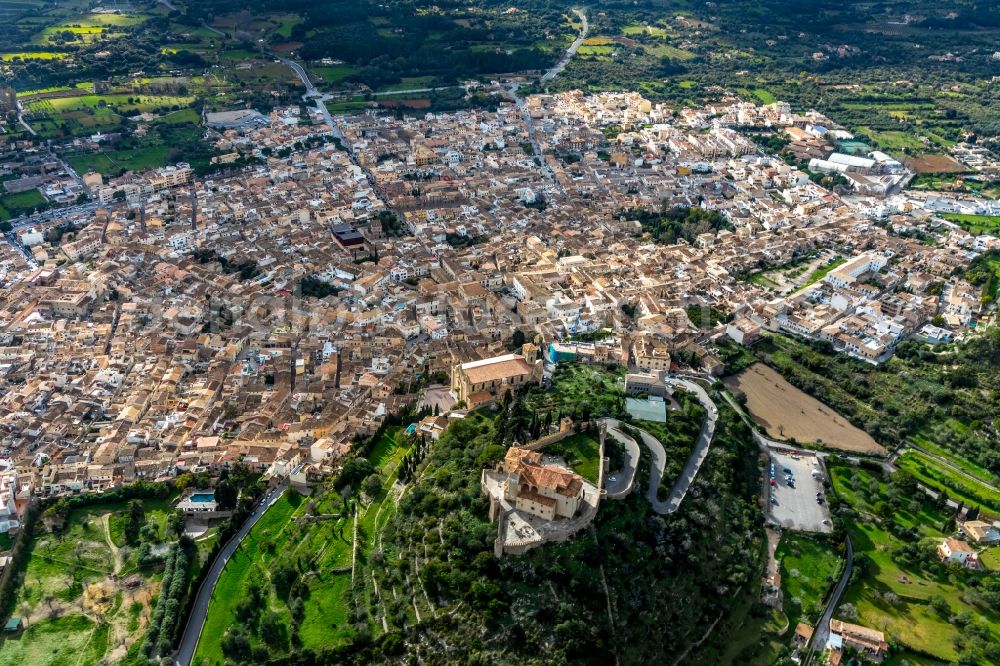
[602,425,639,498]
[599,374,718,514]
[174,485,287,666]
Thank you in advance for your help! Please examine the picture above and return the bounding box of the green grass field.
[196,426,417,664]
[897,450,1000,515]
[0,190,47,219]
[982,547,1000,572]
[856,127,924,152]
[0,614,107,666]
[377,76,437,92]
[622,23,669,37]
[802,256,845,288]
[271,13,303,39]
[829,465,1000,661]
[195,492,303,666]
[776,534,843,630]
[940,213,1000,236]
[312,65,359,84]
[643,43,696,59]
[525,362,626,422]
[752,88,776,104]
[26,93,195,115]
[66,146,172,177]
[910,433,997,485]
[546,432,602,483]
[1,495,184,666]
[842,521,1000,662]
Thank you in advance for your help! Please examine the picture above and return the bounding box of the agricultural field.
[896,450,1000,515]
[22,91,198,139]
[0,51,67,61]
[830,464,1000,663]
[775,534,843,630]
[578,36,616,58]
[622,23,669,38]
[642,43,696,60]
[750,330,1000,477]
[0,494,185,666]
[910,433,998,486]
[33,12,151,46]
[906,154,967,174]
[25,94,195,115]
[725,363,885,454]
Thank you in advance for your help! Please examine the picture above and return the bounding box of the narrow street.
[174,485,287,666]
[807,536,853,664]
[507,8,588,194]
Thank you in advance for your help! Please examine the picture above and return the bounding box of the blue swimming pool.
[190,493,216,503]
[405,423,417,435]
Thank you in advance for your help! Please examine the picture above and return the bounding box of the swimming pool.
[405,423,417,435]
[190,493,216,503]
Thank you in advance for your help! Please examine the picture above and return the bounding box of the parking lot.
[767,450,833,533]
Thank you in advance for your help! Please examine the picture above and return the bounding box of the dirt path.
[101,513,123,575]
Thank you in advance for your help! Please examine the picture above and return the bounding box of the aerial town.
[0,90,995,510]
[1,73,999,666]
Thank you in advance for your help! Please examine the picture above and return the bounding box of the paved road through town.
[174,485,287,666]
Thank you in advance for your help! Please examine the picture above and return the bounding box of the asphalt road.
[174,485,287,666]
[602,376,717,515]
[808,535,854,662]
[601,422,640,498]
[658,377,719,513]
[541,9,588,82]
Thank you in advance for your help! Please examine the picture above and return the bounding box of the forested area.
[189,0,570,90]
[621,206,733,245]
[268,393,762,665]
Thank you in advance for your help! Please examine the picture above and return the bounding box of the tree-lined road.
[541,9,588,82]
[174,485,287,666]
[807,536,853,664]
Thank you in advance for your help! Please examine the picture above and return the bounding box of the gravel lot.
[767,450,833,533]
